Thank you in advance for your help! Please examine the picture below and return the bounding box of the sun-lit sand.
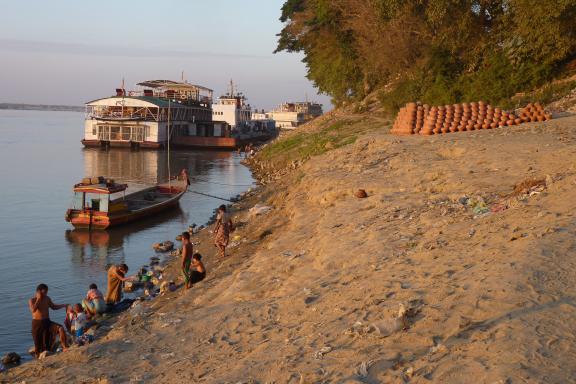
[5,113,576,383]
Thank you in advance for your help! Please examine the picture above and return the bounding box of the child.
[72,303,87,339]
[82,283,105,316]
[64,305,75,333]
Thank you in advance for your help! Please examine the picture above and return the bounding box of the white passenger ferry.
[83,79,276,150]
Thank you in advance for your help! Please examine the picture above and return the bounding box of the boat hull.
[81,139,163,149]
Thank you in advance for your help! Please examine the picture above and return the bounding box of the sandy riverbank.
[4,112,576,383]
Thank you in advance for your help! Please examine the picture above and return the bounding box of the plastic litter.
[314,346,332,359]
[249,204,272,216]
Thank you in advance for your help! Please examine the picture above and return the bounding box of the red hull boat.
[65,170,189,230]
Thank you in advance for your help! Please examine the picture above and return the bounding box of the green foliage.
[276,0,576,110]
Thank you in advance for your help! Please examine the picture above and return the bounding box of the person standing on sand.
[214,204,233,258]
[181,232,194,289]
[104,264,131,305]
[28,283,69,357]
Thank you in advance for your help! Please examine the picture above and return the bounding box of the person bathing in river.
[214,204,233,258]
[82,283,105,317]
[28,283,69,357]
[181,232,194,289]
[104,264,132,306]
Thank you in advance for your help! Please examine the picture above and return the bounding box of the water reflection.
[65,207,184,266]
[82,148,237,187]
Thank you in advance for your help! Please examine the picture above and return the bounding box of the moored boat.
[65,170,189,230]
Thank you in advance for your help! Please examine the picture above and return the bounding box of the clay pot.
[506,120,514,126]
[482,123,489,129]
[544,113,552,120]
[514,118,522,125]
[490,122,498,129]
[355,189,368,198]
[474,123,481,130]
[537,115,545,122]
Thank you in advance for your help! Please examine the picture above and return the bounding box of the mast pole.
[168,98,172,191]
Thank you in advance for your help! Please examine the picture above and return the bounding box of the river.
[0,109,254,358]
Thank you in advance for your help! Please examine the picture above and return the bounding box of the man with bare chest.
[28,283,69,357]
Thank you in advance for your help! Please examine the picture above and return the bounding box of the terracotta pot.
[506,120,514,126]
[482,123,489,129]
[473,123,481,130]
[544,113,552,120]
[514,118,522,125]
[490,122,498,129]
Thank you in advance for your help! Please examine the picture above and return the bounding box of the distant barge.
[82,79,277,150]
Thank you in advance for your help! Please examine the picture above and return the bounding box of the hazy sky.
[0,0,331,110]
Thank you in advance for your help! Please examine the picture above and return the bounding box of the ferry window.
[121,126,131,140]
[92,126,97,135]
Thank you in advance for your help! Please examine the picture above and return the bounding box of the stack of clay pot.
[390,102,430,135]
[391,101,553,136]
[517,102,552,123]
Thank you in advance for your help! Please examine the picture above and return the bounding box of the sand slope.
[4,115,576,384]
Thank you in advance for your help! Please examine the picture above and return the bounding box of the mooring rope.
[188,190,235,202]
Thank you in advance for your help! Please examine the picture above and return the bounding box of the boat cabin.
[71,177,128,214]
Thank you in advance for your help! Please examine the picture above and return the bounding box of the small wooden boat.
[65,169,189,230]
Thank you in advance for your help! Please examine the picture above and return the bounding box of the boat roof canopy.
[85,96,187,108]
[73,182,128,194]
[137,79,213,93]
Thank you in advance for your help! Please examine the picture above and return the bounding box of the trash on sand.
[370,304,409,337]
[357,360,375,378]
[249,204,272,216]
[314,346,333,359]
[160,352,175,359]
[403,367,414,380]
[355,189,368,198]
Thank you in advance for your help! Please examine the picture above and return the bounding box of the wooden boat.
[65,169,189,230]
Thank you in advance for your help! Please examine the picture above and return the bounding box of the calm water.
[0,110,254,357]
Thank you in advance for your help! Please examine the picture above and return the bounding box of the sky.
[0,0,331,111]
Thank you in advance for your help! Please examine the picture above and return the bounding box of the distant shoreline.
[0,103,84,112]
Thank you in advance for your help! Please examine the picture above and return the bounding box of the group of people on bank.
[29,204,232,358]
